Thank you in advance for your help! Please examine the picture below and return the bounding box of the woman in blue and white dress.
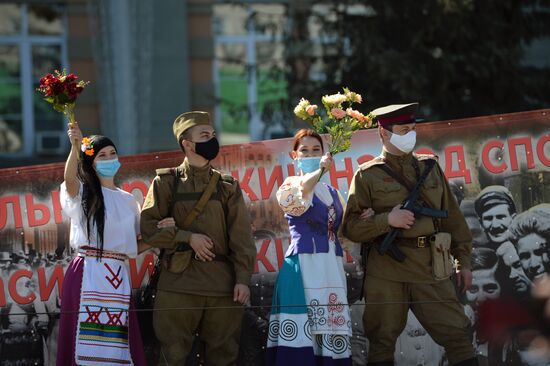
[267,128,369,366]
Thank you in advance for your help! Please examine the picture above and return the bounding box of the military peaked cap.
[372,103,419,128]
[474,185,516,216]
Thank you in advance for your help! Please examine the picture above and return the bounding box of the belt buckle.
[417,236,427,248]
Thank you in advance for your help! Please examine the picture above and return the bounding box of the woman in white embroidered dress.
[266,129,372,366]
[56,122,168,366]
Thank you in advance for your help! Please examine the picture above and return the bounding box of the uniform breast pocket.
[372,181,406,207]
[373,181,402,194]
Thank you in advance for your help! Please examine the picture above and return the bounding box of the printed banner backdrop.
[0,109,549,365]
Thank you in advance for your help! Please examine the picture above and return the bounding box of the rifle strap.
[377,159,440,229]
[378,158,436,208]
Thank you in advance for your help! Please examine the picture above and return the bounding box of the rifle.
[376,159,448,262]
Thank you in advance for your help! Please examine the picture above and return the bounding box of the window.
[213,3,352,143]
[213,4,288,143]
[0,3,67,156]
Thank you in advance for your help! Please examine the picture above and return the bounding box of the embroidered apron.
[75,248,133,365]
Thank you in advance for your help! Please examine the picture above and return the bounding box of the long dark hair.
[77,135,117,256]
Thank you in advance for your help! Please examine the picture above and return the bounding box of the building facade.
[1,0,549,168]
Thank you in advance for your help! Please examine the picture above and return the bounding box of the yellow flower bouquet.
[294,87,375,156]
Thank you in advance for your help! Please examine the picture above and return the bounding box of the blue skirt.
[266,254,352,366]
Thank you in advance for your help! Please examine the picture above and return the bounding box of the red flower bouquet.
[37,69,89,125]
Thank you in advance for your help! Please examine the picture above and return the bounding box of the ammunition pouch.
[165,248,192,274]
[430,232,454,280]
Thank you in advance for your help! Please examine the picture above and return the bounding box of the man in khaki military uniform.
[342,103,477,366]
[140,111,257,365]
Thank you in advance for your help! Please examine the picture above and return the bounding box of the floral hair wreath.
[81,137,94,156]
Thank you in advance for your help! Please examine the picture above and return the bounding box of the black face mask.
[193,137,220,161]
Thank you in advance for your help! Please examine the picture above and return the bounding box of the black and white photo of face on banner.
[460,184,550,365]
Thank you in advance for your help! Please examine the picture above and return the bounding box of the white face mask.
[389,130,416,153]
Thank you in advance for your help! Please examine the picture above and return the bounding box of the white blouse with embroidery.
[59,181,140,257]
[276,173,345,217]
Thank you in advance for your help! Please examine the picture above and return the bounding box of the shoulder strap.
[417,159,436,191]
[156,167,173,176]
[359,156,385,171]
[180,171,221,230]
[216,179,229,218]
[169,168,181,216]
[213,169,233,218]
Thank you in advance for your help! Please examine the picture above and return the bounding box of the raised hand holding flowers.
[293,87,376,178]
[37,69,89,145]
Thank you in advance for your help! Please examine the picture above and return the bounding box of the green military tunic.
[343,149,472,282]
[140,159,256,365]
[140,159,256,295]
[342,149,475,365]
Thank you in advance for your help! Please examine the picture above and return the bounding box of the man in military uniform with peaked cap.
[140,111,257,365]
[474,185,517,251]
[342,103,478,366]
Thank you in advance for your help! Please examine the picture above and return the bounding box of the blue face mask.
[297,157,321,174]
[95,158,121,177]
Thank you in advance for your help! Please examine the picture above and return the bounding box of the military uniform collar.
[180,159,212,180]
[381,148,414,165]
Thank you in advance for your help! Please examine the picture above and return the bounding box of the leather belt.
[394,235,435,248]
